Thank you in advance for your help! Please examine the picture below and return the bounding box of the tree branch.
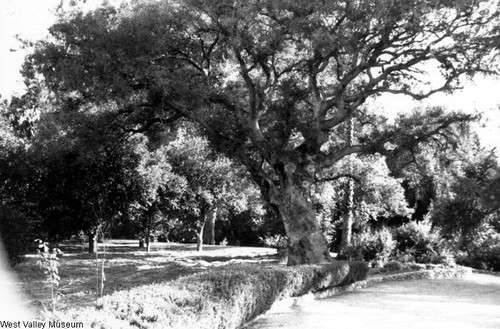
[320,144,367,168]
[314,173,361,185]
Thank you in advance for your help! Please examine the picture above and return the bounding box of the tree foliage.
[19,0,500,264]
[165,126,261,250]
[431,145,500,250]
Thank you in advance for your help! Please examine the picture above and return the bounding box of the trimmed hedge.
[54,261,368,329]
[313,265,472,299]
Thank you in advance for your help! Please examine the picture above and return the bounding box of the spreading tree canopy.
[21,0,500,264]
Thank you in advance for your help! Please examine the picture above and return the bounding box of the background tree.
[431,145,499,251]
[0,100,37,264]
[382,107,476,223]
[21,0,500,264]
[313,153,413,251]
[130,137,188,252]
[13,102,142,252]
[166,127,260,251]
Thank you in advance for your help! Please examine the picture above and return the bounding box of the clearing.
[8,240,280,314]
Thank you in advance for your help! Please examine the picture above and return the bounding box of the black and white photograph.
[1,0,499,328]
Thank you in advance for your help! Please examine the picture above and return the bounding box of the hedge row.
[314,265,472,299]
[55,261,368,329]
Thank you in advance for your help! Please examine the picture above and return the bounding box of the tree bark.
[339,178,354,254]
[454,229,466,253]
[202,206,217,245]
[196,231,203,251]
[196,216,206,252]
[339,116,355,254]
[277,184,333,265]
[146,228,151,253]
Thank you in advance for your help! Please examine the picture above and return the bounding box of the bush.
[393,220,452,264]
[0,206,34,265]
[456,223,500,271]
[55,262,368,329]
[383,261,403,272]
[339,227,396,267]
[260,234,288,249]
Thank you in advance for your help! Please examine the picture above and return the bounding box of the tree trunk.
[196,231,203,251]
[339,178,354,254]
[88,231,97,254]
[195,209,209,252]
[454,229,466,253]
[339,116,355,255]
[146,227,151,253]
[277,184,333,265]
[202,206,217,245]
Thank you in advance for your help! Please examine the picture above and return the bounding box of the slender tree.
[339,117,355,253]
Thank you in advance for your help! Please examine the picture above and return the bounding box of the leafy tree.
[130,137,188,251]
[0,101,38,263]
[371,106,482,227]
[377,108,500,255]
[479,160,500,213]
[22,0,499,264]
[431,147,499,251]
[23,107,142,252]
[166,127,259,251]
[313,153,413,252]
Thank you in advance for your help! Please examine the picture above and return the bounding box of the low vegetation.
[56,262,366,329]
[21,242,367,329]
[338,220,456,268]
[455,223,500,271]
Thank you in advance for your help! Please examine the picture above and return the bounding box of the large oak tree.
[22,0,499,264]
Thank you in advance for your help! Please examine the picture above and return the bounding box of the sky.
[1,0,499,151]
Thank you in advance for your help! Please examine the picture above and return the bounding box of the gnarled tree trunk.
[277,184,333,265]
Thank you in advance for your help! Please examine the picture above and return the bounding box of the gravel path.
[244,273,500,329]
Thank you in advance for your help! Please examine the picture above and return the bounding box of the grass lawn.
[13,239,280,314]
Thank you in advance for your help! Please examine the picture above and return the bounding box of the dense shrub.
[456,248,500,272]
[260,234,288,249]
[456,223,500,271]
[383,260,403,272]
[339,227,396,266]
[339,222,455,267]
[0,206,34,265]
[55,262,368,329]
[393,220,452,264]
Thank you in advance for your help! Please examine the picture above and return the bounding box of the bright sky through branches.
[1,0,499,151]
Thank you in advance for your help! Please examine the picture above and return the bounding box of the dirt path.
[244,273,500,329]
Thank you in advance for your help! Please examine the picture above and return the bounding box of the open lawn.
[12,240,280,314]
